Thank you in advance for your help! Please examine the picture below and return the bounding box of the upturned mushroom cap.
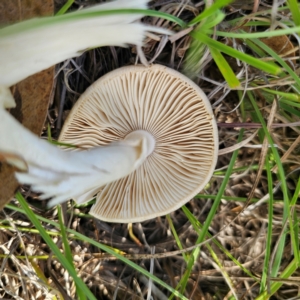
[59,64,218,223]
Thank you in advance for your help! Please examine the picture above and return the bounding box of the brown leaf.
[0,0,54,210]
[261,35,296,67]
[0,0,54,24]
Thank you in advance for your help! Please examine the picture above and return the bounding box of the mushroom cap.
[59,64,218,223]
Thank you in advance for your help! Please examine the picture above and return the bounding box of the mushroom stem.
[125,130,155,157]
[0,105,155,207]
[73,132,155,205]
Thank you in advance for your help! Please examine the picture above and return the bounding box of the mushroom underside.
[59,64,218,223]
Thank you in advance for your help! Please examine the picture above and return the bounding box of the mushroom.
[59,64,218,223]
[0,0,172,208]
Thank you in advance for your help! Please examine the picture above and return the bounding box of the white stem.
[125,130,156,159]
[74,130,155,205]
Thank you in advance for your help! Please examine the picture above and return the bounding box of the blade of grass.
[47,124,53,142]
[287,0,300,27]
[60,9,186,28]
[183,29,207,78]
[195,194,260,202]
[290,178,300,206]
[1,9,186,38]
[10,199,188,299]
[261,88,300,103]
[209,26,300,39]
[279,102,300,118]
[206,243,238,299]
[183,4,225,78]
[259,157,274,294]
[292,209,300,262]
[56,0,75,16]
[190,32,281,75]
[48,140,78,148]
[166,215,188,262]
[256,258,298,299]
[244,38,272,57]
[226,3,300,27]
[199,11,226,31]
[250,37,300,88]
[57,205,86,300]
[248,100,287,280]
[188,0,234,25]
[209,46,240,88]
[278,99,300,108]
[0,224,61,236]
[16,192,97,300]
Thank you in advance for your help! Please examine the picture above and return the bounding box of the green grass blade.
[207,242,237,299]
[250,38,300,88]
[226,3,300,27]
[48,140,78,148]
[243,38,267,57]
[279,99,300,108]
[261,88,300,103]
[16,192,97,300]
[292,209,300,263]
[188,0,234,25]
[259,157,274,294]
[210,26,300,38]
[287,0,300,26]
[209,46,240,88]
[0,9,185,38]
[59,9,187,28]
[166,215,188,262]
[195,194,260,203]
[56,0,75,16]
[57,206,73,265]
[290,178,300,206]
[57,206,87,300]
[183,33,207,79]
[183,4,226,78]
[279,102,300,118]
[199,11,226,31]
[256,258,298,299]
[47,124,53,142]
[190,32,281,75]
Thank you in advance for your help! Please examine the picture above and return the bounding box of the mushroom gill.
[59,64,218,222]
